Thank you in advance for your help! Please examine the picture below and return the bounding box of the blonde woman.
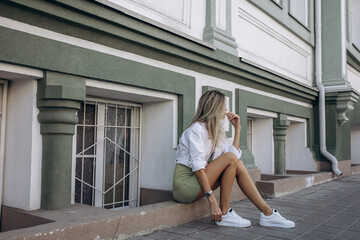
[173,90,295,228]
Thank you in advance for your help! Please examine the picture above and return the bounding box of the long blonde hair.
[189,90,226,150]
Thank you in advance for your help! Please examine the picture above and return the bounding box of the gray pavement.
[131,174,360,240]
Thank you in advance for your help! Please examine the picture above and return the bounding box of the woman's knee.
[223,152,238,165]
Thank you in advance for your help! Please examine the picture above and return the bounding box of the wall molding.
[106,0,191,28]
[238,7,312,85]
[238,7,310,57]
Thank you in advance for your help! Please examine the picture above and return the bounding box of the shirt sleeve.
[222,139,242,159]
[188,126,207,172]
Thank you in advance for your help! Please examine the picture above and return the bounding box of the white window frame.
[75,98,142,209]
[288,0,308,27]
[272,0,283,8]
[350,0,360,50]
[0,80,8,219]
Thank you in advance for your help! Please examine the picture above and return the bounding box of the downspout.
[315,0,342,176]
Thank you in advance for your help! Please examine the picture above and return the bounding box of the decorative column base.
[240,148,257,169]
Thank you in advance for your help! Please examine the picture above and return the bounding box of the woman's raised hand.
[226,112,241,129]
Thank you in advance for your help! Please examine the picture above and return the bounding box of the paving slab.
[135,173,360,240]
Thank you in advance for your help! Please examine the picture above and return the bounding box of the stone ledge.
[0,170,260,240]
[256,163,360,199]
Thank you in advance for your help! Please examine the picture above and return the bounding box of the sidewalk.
[131,174,360,240]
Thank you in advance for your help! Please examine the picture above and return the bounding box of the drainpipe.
[315,0,342,176]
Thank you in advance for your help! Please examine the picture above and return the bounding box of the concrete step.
[256,165,360,199]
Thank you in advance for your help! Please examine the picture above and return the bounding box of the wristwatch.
[205,190,213,198]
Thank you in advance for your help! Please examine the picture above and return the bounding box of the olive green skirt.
[173,164,201,203]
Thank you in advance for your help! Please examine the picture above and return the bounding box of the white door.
[0,80,8,220]
[75,99,141,209]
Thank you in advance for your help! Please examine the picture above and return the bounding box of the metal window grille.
[75,99,141,209]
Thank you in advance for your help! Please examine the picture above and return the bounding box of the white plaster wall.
[106,0,206,39]
[141,101,176,190]
[347,64,360,93]
[3,79,42,210]
[252,118,274,174]
[285,121,316,171]
[233,0,313,86]
[351,124,360,164]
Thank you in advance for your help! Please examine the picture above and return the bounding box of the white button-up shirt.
[176,122,242,172]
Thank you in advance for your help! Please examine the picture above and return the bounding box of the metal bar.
[76,124,140,128]
[0,80,8,222]
[104,137,140,162]
[92,104,98,206]
[80,102,87,204]
[75,137,140,161]
[123,105,127,207]
[95,104,105,207]
[104,167,138,194]
[86,97,142,108]
[103,102,108,206]
[138,106,142,207]
[113,105,118,208]
[75,165,138,195]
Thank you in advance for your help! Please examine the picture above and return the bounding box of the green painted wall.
[236,89,316,169]
[0,26,196,133]
[321,0,346,86]
[312,94,360,163]
[0,0,318,105]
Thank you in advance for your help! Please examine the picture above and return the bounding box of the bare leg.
[194,152,238,214]
[235,161,272,216]
[219,159,237,214]
[194,152,272,216]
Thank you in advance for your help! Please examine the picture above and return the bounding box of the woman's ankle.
[221,206,229,215]
[263,208,273,216]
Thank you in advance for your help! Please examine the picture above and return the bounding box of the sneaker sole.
[259,222,295,229]
[216,221,251,228]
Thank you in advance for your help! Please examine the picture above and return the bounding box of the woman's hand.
[226,112,241,129]
[208,195,222,222]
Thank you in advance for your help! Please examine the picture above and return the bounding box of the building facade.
[0,0,359,228]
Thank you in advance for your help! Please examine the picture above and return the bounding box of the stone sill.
[0,169,260,240]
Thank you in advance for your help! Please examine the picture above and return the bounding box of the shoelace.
[273,211,287,222]
[229,209,246,222]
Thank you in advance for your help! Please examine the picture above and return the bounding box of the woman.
[173,90,295,228]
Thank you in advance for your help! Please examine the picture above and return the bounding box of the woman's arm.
[194,169,222,222]
[226,112,241,151]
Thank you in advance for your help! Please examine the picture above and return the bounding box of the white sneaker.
[260,209,295,228]
[216,208,251,227]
